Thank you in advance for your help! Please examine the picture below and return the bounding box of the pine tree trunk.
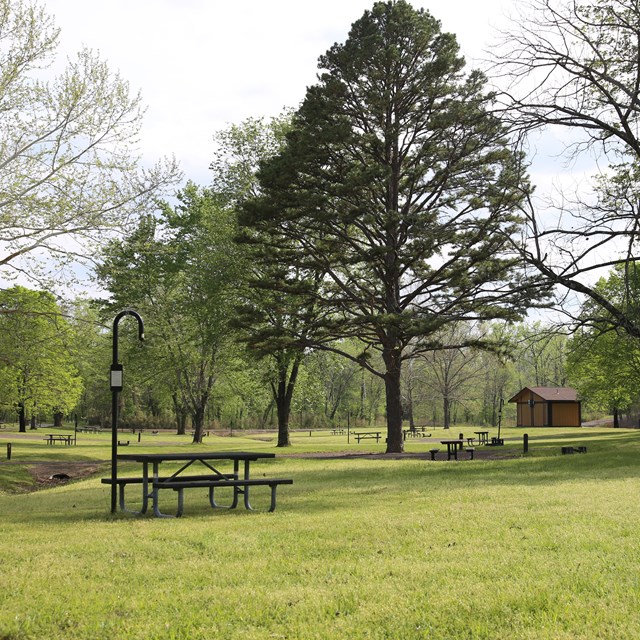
[276,393,291,447]
[383,347,404,453]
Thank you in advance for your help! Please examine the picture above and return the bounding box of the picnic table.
[44,433,74,445]
[102,451,292,518]
[331,428,345,435]
[440,439,465,460]
[474,431,490,445]
[353,431,381,443]
[403,426,430,439]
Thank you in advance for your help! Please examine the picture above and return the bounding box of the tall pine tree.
[240,1,544,452]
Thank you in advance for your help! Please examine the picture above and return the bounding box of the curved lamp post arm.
[110,309,145,514]
[112,309,145,364]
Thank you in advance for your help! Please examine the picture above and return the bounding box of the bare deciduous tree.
[493,0,640,336]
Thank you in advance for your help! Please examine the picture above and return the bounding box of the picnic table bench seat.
[101,473,236,512]
[158,477,294,515]
[102,474,293,515]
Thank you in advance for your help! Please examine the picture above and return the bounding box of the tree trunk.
[359,371,366,421]
[275,391,291,447]
[273,355,301,447]
[191,405,206,443]
[172,393,187,435]
[613,407,620,429]
[30,414,37,430]
[406,386,415,430]
[443,396,451,430]
[18,403,26,433]
[383,347,404,453]
[53,412,63,427]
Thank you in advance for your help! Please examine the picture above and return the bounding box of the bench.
[465,447,475,460]
[118,440,130,446]
[157,478,294,515]
[101,474,236,513]
[429,448,440,461]
[562,446,587,455]
[353,431,381,443]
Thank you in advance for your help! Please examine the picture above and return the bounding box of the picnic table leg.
[268,483,278,512]
[151,462,176,518]
[243,460,254,510]
[208,460,241,509]
[139,461,149,515]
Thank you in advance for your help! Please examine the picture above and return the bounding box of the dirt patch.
[26,461,106,487]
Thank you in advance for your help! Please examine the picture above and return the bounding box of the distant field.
[0,425,639,639]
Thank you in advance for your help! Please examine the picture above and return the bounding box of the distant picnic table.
[353,431,381,443]
[44,433,74,445]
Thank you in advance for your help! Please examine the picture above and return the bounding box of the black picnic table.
[440,439,465,460]
[44,433,74,445]
[353,431,381,443]
[105,451,291,517]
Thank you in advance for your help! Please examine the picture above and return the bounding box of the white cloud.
[44,0,509,185]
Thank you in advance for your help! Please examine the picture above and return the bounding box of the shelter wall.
[550,403,581,427]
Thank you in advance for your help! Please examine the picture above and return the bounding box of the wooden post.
[6,443,11,460]
[523,433,529,453]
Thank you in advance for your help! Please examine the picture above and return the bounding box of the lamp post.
[110,310,144,514]
[528,398,535,428]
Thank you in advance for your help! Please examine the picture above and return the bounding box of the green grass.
[0,425,639,639]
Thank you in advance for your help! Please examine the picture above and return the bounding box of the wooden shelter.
[508,387,582,428]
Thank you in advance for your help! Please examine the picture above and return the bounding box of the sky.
[45,0,513,187]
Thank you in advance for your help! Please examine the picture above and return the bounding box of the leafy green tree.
[211,114,322,447]
[568,327,639,427]
[66,299,112,426]
[0,286,82,430]
[240,1,541,452]
[567,266,640,426]
[0,0,179,289]
[97,184,243,442]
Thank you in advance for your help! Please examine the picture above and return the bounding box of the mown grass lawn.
[0,425,638,639]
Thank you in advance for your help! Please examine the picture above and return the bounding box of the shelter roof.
[508,387,579,403]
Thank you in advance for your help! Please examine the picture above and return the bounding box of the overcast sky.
[45,0,513,186]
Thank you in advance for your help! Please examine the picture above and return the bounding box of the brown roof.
[508,387,579,402]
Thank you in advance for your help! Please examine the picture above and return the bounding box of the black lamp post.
[528,398,535,428]
[110,310,144,514]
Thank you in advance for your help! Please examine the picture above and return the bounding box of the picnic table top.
[116,450,276,463]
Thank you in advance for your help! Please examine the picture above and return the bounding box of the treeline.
[0,285,574,433]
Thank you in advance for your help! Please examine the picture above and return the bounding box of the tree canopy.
[0,0,180,290]
[0,286,82,430]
